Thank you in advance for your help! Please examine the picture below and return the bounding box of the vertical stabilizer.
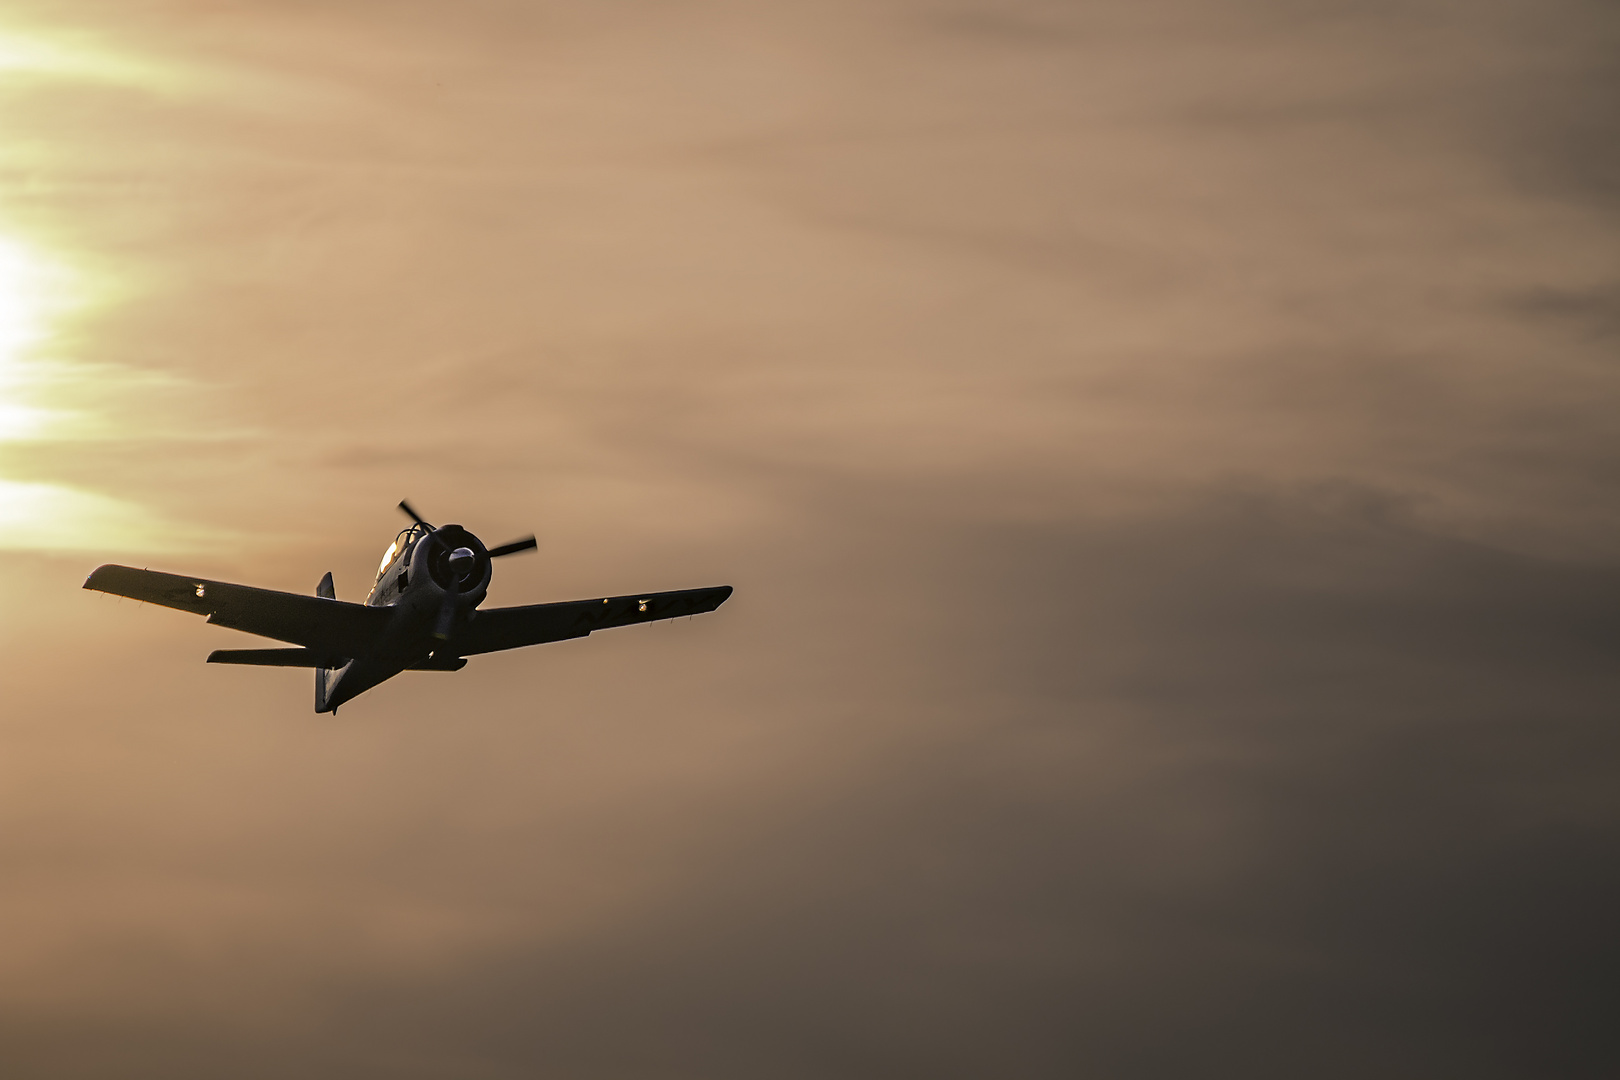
[316,571,335,600]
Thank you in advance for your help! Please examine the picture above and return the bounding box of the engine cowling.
[409,524,492,637]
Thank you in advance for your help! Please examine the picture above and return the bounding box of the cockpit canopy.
[375,523,431,582]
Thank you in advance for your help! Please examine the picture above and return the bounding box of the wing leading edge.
[83,564,391,660]
[452,585,733,656]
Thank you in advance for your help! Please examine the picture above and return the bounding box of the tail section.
[316,571,336,712]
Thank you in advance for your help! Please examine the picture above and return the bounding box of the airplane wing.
[452,584,733,657]
[83,564,392,660]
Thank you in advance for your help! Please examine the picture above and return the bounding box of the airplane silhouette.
[84,500,733,712]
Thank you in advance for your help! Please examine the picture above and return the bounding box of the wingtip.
[83,564,120,590]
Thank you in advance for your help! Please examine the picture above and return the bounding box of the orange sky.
[1,2,1617,1075]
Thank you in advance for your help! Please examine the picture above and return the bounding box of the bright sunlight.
[0,25,192,553]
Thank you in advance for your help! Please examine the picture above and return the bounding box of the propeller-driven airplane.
[83,501,733,713]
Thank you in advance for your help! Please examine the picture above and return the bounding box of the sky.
[0,1,1617,1075]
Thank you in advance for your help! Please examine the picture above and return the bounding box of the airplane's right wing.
[452,585,733,657]
[84,564,392,660]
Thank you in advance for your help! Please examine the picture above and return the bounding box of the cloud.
[1,1,1617,1076]
[5,481,1618,1077]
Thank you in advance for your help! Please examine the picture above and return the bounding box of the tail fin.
[315,572,336,712]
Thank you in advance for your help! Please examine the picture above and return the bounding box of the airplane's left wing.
[84,564,392,659]
[452,585,733,656]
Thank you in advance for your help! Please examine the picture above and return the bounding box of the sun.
[0,234,69,439]
[0,25,203,554]
[0,230,179,553]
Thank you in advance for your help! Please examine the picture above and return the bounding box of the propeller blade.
[433,593,459,640]
[398,500,431,527]
[487,535,538,558]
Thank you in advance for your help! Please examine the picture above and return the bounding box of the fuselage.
[319,523,486,712]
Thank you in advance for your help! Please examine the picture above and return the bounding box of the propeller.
[432,535,533,638]
[398,500,432,527]
[487,535,537,558]
[398,501,538,640]
[401,500,533,558]
[429,534,481,639]
[433,572,467,639]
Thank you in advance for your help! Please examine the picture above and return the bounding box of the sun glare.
[0,478,177,552]
[0,233,74,434]
[0,228,184,554]
[0,235,54,356]
[0,26,187,553]
[0,26,182,91]
[0,233,118,550]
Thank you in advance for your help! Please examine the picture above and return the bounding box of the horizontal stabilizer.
[209,648,464,671]
[208,648,345,668]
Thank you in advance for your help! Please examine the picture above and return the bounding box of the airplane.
[83,500,733,713]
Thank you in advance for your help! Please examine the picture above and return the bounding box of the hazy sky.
[1,1,1617,1076]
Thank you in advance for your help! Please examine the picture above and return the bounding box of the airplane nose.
[447,547,477,578]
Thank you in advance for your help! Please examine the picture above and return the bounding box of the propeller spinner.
[447,547,477,579]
